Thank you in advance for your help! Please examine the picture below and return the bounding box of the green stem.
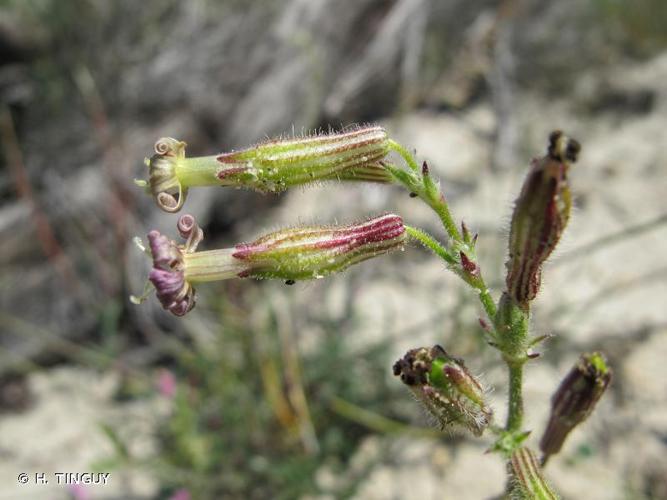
[386,144,462,242]
[425,194,462,243]
[388,139,420,172]
[477,285,497,327]
[506,361,524,432]
[405,225,456,265]
[387,145,495,323]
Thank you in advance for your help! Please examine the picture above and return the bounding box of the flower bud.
[508,447,560,499]
[141,126,393,212]
[539,352,611,462]
[393,345,492,436]
[135,214,406,316]
[506,131,580,305]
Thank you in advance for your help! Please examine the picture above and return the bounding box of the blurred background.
[1,0,666,498]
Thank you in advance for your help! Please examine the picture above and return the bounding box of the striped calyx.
[540,352,611,461]
[393,345,492,436]
[216,125,392,191]
[508,447,560,499]
[506,131,580,306]
[231,213,406,281]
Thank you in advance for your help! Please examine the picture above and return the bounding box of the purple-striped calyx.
[232,213,405,280]
[139,126,393,213]
[135,213,406,316]
[393,345,492,436]
[540,352,611,462]
[506,131,580,306]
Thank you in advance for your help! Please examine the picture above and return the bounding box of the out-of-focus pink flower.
[168,488,191,500]
[68,484,90,500]
[157,369,177,398]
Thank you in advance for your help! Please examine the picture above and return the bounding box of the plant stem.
[388,139,420,172]
[477,286,497,327]
[426,195,462,243]
[388,150,495,324]
[506,360,524,432]
[387,143,462,241]
[384,167,458,244]
[405,225,456,265]
[393,141,531,445]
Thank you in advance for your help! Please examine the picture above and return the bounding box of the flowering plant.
[134,126,610,498]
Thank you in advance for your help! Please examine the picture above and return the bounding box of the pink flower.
[157,369,177,398]
[67,484,90,500]
[168,488,191,500]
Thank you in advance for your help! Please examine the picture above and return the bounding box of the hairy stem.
[477,286,497,328]
[388,139,420,172]
[506,361,524,432]
[426,195,462,243]
[393,142,532,451]
[405,225,456,265]
[388,154,494,324]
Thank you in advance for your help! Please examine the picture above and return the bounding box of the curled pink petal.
[149,268,194,315]
[177,214,204,252]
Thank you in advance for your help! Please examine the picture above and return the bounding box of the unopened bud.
[134,214,405,316]
[506,131,580,305]
[540,352,611,462]
[393,345,492,436]
[141,126,393,212]
[508,447,560,499]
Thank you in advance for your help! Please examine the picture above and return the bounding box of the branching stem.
[392,143,530,453]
